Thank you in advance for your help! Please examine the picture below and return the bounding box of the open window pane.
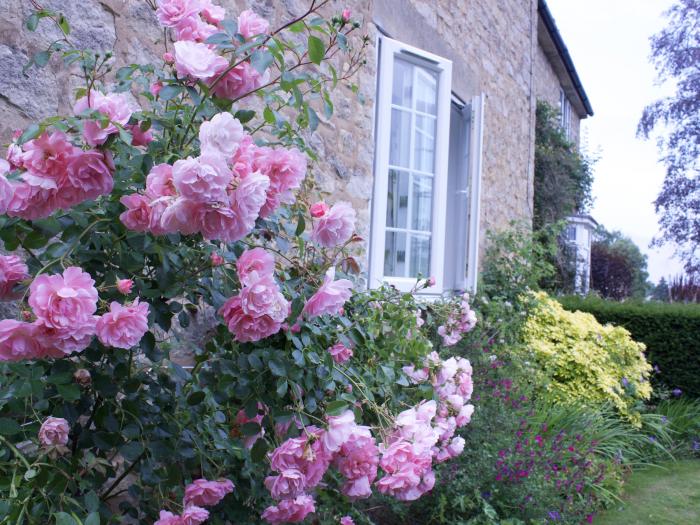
[386,169,409,229]
[392,59,413,108]
[411,175,433,231]
[384,231,407,277]
[414,115,436,172]
[409,234,431,277]
[415,67,437,115]
[389,108,411,168]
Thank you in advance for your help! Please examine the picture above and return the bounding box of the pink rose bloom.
[230,135,257,178]
[156,0,202,27]
[20,131,76,178]
[309,201,328,218]
[236,248,275,285]
[323,410,363,453]
[199,112,244,158]
[254,147,307,217]
[455,404,474,427]
[327,342,353,364]
[120,194,153,232]
[160,197,204,235]
[163,52,175,64]
[0,320,46,361]
[180,506,209,525]
[201,0,225,24]
[183,478,235,507]
[239,275,288,320]
[210,252,224,266]
[5,172,59,220]
[229,169,269,225]
[311,201,356,248]
[146,164,177,199]
[336,434,379,499]
[446,436,465,457]
[0,172,13,215]
[38,416,70,446]
[96,299,150,349]
[150,81,163,97]
[210,61,267,100]
[341,8,351,21]
[7,142,23,170]
[268,427,331,489]
[174,41,228,80]
[261,494,315,524]
[402,365,429,384]
[302,268,353,319]
[29,267,98,336]
[74,91,136,146]
[172,155,232,203]
[340,517,355,525]
[117,279,134,295]
[197,204,243,241]
[237,9,270,39]
[0,255,29,300]
[264,468,306,499]
[61,149,114,205]
[154,510,181,525]
[127,124,154,147]
[174,16,218,43]
[219,295,284,342]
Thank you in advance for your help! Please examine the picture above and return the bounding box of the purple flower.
[548,510,562,521]
[621,377,629,387]
[672,388,683,397]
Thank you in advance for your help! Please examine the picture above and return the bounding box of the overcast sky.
[546,0,684,284]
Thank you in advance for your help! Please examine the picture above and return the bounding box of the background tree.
[638,0,700,272]
[590,229,651,300]
[652,277,671,302]
[533,101,594,231]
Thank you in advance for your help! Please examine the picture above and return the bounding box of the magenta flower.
[0,254,29,300]
[183,478,235,507]
[311,201,356,248]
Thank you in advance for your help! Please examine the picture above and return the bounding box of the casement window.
[369,35,484,295]
[560,88,572,140]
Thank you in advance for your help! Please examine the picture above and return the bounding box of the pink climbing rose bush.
[0,2,479,524]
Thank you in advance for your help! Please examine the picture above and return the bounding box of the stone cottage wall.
[533,40,582,145]
[0,0,579,272]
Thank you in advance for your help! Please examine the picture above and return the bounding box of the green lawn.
[597,460,700,525]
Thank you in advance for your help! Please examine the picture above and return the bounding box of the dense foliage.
[559,296,700,398]
[520,294,652,424]
[533,101,594,232]
[590,228,651,300]
[639,0,700,273]
[0,3,480,524]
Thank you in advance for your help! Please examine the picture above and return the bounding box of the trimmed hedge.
[559,296,700,397]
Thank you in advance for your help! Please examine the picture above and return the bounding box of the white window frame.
[369,36,453,294]
[465,94,485,294]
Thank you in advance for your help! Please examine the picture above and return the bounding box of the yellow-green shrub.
[520,293,652,423]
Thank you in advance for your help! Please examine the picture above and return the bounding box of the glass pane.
[414,67,437,115]
[391,58,413,108]
[414,115,436,172]
[384,231,407,277]
[411,175,433,231]
[409,234,431,277]
[389,108,411,168]
[386,170,409,229]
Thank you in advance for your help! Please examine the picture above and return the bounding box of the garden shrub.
[0,3,480,524]
[520,293,652,423]
[560,295,700,398]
